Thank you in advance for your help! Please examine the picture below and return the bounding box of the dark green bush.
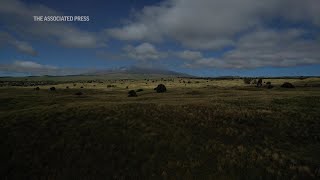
[243,78,252,84]
[154,84,166,93]
[128,90,138,97]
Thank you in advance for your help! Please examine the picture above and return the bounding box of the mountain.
[86,66,192,77]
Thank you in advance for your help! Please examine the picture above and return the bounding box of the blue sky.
[0,0,319,77]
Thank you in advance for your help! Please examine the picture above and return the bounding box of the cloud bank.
[0,61,89,76]
[184,29,320,68]
[107,0,320,50]
[106,0,320,69]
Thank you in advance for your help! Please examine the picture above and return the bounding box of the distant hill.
[85,66,192,77]
[0,66,193,81]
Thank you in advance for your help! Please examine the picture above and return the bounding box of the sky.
[0,0,319,77]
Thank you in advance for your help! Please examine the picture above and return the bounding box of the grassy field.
[1,77,320,179]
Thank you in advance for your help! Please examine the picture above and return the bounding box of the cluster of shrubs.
[1,81,58,87]
[243,78,253,84]
[107,85,117,88]
[265,82,295,89]
[33,86,57,91]
[48,86,84,96]
[128,84,167,97]
[244,78,295,89]
[243,78,264,87]
[264,81,295,89]
[31,79,297,99]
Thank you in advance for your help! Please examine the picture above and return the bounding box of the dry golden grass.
[0,77,320,179]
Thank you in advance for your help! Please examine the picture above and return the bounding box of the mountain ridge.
[84,66,193,77]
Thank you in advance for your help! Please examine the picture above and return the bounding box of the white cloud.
[184,29,320,69]
[13,61,57,69]
[123,42,167,60]
[0,31,37,56]
[176,50,202,60]
[107,24,162,42]
[11,40,37,56]
[0,0,106,48]
[107,0,320,50]
[0,60,58,75]
[0,60,91,76]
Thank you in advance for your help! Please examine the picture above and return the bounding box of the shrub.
[66,86,69,89]
[265,82,273,89]
[154,84,167,93]
[299,76,307,80]
[267,84,274,89]
[34,87,40,91]
[136,89,143,92]
[243,78,252,84]
[75,92,83,96]
[49,87,56,91]
[128,90,137,97]
[281,82,295,88]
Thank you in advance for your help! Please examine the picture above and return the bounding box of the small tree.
[256,78,263,87]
